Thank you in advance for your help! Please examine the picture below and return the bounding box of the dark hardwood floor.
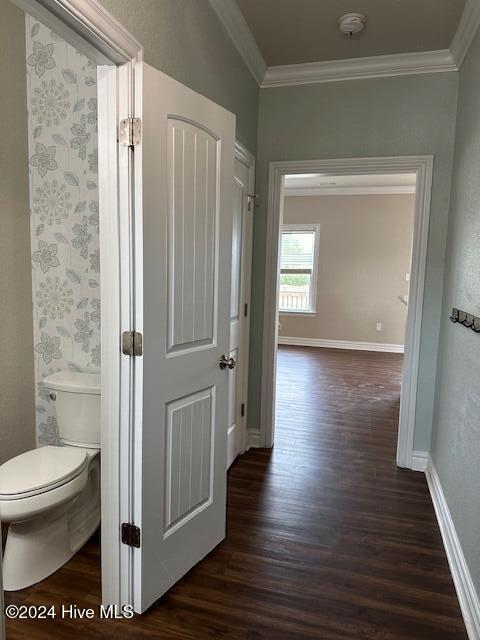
[5,346,467,639]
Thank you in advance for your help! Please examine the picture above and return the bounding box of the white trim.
[262,156,433,468]
[97,65,120,607]
[207,0,478,88]
[450,0,480,68]
[278,336,404,353]
[279,311,316,317]
[246,428,263,449]
[208,0,267,85]
[11,0,142,64]
[426,457,480,640]
[97,62,136,607]
[279,223,320,315]
[284,185,416,197]
[235,140,256,169]
[411,450,428,472]
[261,50,456,88]
[234,141,256,454]
[396,158,433,469]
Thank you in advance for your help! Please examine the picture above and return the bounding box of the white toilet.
[0,371,101,591]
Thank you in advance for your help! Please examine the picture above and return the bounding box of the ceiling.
[283,173,417,196]
[235,0,466,66]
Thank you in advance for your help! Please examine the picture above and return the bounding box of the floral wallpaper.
[25,16,100,446]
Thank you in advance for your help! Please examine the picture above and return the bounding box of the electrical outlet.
[376,322,383,332]
[405,272,410,282]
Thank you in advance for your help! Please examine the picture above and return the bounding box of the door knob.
[219,355,236,370]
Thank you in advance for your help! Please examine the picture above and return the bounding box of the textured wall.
[98,0,259,154]
[251,74,459,450]
[25,16,100,446]
[0,0,35,464]
[279,194,414,345]
[431,25,480,601]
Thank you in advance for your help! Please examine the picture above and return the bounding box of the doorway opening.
[276,171,416,464]
[261,157,433,469]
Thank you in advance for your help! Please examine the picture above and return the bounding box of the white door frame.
[10,0,142,607]
[234,141,255,455]
[261,156,433,469]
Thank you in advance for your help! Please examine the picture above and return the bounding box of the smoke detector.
[338,13,366,36]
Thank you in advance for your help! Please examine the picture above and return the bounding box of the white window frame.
[278,223,320,316]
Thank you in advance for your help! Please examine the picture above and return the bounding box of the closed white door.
[133,62,235,613]
[227,153,254,468]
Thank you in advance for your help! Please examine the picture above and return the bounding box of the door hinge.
[119,117,142,147]
[244,303,248,317]
[121,523,141,548]
[247,194,258,211]
[241,403,245,417]
[122,330,143,356]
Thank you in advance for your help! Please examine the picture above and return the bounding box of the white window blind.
[279,226,319,313]
[280,230,315,273]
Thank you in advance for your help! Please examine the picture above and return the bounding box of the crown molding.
[262,49,457,88]
[284,185,416,197]
[12,0,143,64]
[208,0,267,85]
[450,0,480,67]
[209,0,476,88]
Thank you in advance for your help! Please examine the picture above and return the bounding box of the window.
[279,224,319,314]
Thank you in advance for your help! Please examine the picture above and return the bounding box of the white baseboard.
[246,428,263,449]
[426,457,480,640]
[278,336,404,353]
[411,450,429,472]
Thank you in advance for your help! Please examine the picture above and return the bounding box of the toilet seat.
[0,446,88,500]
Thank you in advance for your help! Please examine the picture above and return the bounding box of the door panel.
[167,120,218,352]
[165,388,213,534]
[134,62,235,613]
[227,156,253,468]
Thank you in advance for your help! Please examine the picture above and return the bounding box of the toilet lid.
[0,446,88,499]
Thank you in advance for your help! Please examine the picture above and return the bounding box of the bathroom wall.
[25,16,100,446]
[0,0,35,464]
[279,194,414,345]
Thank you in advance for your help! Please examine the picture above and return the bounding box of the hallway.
[5,347,467,639]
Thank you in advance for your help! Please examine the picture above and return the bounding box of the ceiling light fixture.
[338,13,366,37]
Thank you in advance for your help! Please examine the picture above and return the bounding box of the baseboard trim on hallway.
[411,450,428,472]
[246,428,263,449]
[278,336,405,353]
[426,457,480,640]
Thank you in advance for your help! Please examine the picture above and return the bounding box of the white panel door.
[133,62,235,613]
[227,156,253,468]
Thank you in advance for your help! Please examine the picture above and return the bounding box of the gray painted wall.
[0,0,36,464]
[431,26,480,600]
[98,0,259,153]
[251,74,459,450]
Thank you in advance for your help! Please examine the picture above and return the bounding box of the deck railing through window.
[279,286,310,311]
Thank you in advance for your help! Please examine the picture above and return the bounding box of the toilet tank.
[43,372,101,449]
